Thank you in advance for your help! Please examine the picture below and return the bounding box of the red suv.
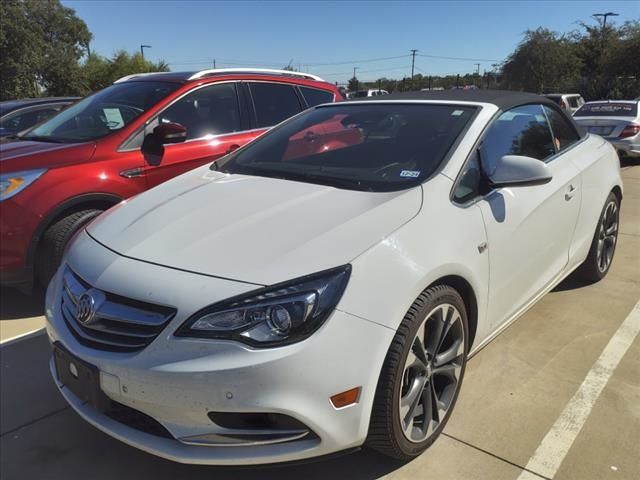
[0,69,341,288]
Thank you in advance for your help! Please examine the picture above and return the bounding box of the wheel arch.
[27,193,123,274]
[427,275,479,349]
[612,185,623,202]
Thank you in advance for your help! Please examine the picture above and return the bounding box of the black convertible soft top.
[348,89,556,111]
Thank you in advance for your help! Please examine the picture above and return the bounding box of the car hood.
[0,140,96,172]
[87,166,422,285]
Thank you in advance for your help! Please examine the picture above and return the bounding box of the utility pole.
[410,49,418,80]
[140,44,152,59]
[353,66,358,79]
[213,59,216,69]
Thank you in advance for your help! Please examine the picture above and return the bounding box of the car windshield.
[574,102,638,117]
[217,103,476,192]
[23,81,180,142]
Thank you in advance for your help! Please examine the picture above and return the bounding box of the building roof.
[348,89,556,110]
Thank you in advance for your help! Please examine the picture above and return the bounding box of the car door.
[140,82,255,189]
[476,104,582,329]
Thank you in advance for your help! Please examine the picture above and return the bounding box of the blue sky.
[63,0,639,84]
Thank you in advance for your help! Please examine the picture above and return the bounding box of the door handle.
[120,168,144,179]
[565,184,577,201]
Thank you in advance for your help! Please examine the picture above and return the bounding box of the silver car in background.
[573,100,640,159]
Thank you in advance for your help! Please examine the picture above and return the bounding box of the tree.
[80,51,169,92]
[0,0,91,100]
[575,20,640,99]
[501,28,581,93]
[348,76,359,92]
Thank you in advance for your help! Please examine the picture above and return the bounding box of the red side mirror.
[154,122,187,145]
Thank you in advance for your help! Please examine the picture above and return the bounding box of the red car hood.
[0,140,96,172]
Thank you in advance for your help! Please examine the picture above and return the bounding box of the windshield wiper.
[229,166,374,192]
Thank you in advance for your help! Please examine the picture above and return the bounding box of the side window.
[299,86,334,107]
[249,83,302,128]
[480,104,554,175]
[453,150,484,204]
[159,83,240,140]
[543,105,581,151]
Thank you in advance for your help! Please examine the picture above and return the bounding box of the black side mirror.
[141,122,187,165]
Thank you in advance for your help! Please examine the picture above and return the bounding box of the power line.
[418,53,501,62]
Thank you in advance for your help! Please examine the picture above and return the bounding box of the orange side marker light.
[330,387,361,408]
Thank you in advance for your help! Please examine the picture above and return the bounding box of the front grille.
[60,267,176,352]
[104,401,174,439]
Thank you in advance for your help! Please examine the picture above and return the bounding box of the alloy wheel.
[398,303,465,443]
[597,200,618,273]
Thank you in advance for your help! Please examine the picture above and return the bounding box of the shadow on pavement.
[0,286,45,320]
[0,332,405,480]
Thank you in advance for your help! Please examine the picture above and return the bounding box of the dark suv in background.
[0,69,341,288]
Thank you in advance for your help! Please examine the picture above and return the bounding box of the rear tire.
[576,192,620,283]
[36,209,102,287]
[366,285,468,460]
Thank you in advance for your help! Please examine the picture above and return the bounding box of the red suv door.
[118,82,256,189]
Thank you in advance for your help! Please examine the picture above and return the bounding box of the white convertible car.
[45,90,622,465]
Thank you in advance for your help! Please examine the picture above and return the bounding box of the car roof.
[114,69,330,86]
[345,89,557,110]
[0,97,80,115]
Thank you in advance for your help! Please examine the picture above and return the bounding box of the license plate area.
[589,126,614,135]
[53,343,110,411]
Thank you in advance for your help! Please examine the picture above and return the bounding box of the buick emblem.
[76,289,103,325]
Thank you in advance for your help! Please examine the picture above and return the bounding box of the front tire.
[576,192,620,283]
[36,209,103,287]
[367,285,468,460]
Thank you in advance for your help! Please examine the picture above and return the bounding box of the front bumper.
[0,199,40,286]
[45,232,394,465]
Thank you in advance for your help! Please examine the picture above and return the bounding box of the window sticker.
[452,110,464,116]
[400,170,420,178]
[103,108,125,129]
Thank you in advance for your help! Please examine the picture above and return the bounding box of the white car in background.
[544,93,585,115]
[45,90,622,465]
[573,100,640,159]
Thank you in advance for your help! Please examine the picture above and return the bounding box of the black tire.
[36,209,103,287]
[576,192,620,283]
[366,285,469,460]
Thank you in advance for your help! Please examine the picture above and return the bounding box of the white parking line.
[517,299,640,480]
[0,327,45,346]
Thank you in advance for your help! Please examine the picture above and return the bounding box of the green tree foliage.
[501,28,582,94]
[501,22,640,99]
[0,0,91,100]
[348,76,359,91]
[81,51,169,92]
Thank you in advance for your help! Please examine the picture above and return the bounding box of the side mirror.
[154,122,187,145]
[141,122,187,164]
[488,155,552,188]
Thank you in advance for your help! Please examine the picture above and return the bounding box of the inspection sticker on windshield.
[103,108,124,129]
[400,170,420,178]
[451,110,464,116]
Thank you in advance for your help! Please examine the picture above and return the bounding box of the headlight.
[176,265,351,347]
[0,169,47,201]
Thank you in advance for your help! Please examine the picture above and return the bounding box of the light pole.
[593,11,619,30]
[140,44,152,59]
